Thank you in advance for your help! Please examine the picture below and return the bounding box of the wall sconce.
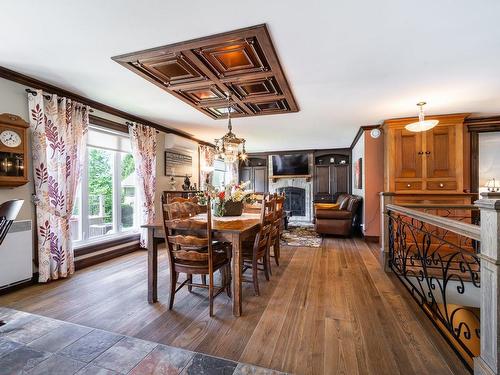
[485,178,500,192]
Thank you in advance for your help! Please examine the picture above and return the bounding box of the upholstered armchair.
[314,194,362,236]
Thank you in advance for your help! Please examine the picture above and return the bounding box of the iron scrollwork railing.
[387,205,480,368]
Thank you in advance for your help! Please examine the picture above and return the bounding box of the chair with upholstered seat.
[161,197,231,316]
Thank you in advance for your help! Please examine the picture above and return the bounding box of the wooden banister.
[386,203,481,241]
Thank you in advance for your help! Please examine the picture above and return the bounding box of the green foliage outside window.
[88,149,136,226]
[88,148,113,222]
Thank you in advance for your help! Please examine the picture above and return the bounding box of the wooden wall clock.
[0,113,29,187]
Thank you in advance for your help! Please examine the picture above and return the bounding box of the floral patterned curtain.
[28,90,89,282]
[199,145,216,189]
[129,123,157,248]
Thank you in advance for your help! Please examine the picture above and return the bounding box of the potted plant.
[206,181,255,217]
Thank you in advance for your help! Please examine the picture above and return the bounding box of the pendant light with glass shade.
[214,95,247,164]
[405,102,439,132]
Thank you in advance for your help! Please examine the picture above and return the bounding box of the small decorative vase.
[213,200,244,217]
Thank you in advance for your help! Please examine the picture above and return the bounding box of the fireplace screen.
[277,187,306,216]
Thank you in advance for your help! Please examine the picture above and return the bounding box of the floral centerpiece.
[204,181,255,217]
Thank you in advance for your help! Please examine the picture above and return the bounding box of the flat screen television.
[272,154,309,176]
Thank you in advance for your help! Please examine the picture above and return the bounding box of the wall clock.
[0,130,22,148]
[0,113,29,187]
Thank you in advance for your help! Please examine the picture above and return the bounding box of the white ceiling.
[1,0,500,151]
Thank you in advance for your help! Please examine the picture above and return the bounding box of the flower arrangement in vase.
[204,181,255,217]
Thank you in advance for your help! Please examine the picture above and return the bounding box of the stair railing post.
[380,192,395,272]
[474,192,500,375]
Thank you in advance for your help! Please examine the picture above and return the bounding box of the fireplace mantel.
[271,175,312,183]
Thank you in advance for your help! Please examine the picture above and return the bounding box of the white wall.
[0,77,34,222]
[351,132,365,197]
[351,132,365,230]
[154,132,199,216]
[479,132,500,193]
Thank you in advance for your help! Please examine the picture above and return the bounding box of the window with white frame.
[71,126,140,245]
[212,159,228,189]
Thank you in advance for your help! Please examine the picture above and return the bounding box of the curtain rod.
[25,88,94,112]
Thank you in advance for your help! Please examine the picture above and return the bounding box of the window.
[70,126,139,245]
[212,159,228,189]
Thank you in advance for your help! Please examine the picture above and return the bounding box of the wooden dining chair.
[243,192,266,214]
[242,196,275,296]
[0,200,24,245]
[270,193,285,266]
[161,197,231,316]
[164,192,206,215]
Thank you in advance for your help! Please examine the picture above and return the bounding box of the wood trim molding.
[0,273,39,296]
[364,235,380,243]
[74,233,140,257]
[0,65,213,147]
[466,116,500,193]
[350,125,380,149]
[75,243,140,270]
[89,115,129,134]
[245,147,351,157]
[465,116,500,131]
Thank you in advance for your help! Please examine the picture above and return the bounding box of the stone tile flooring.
[0,307,286,375]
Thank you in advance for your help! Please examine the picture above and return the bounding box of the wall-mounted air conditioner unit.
[0,220,33,289]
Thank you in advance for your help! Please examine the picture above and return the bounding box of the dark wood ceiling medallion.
[112,24,298,119]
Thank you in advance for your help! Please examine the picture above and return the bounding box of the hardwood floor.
[0,238,469,374]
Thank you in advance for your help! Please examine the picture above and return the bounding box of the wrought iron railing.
[386,204,481,369]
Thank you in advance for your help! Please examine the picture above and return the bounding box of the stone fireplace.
[277,187,305,216]
[269,177,313,223]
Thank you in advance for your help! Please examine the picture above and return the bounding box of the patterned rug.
[280,226,322,247]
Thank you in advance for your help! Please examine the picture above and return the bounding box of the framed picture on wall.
[165,151,192,177]
[354,158,362,189]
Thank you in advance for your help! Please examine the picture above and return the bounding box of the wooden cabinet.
[313,151,351,201]
[384,114,469,193]
[425,124,456,180]
[393,128,422,179]
[314,165,330,194]
[253,166,267,193]
[332,164,349,193]
[240,157,268,193]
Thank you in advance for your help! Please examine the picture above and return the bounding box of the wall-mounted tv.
[272,154,309,176]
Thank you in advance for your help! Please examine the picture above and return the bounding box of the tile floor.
[0,307,286,375]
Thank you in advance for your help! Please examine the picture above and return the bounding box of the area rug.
[280,226,322,247]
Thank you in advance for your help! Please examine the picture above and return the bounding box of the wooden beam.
[0,65,214,147]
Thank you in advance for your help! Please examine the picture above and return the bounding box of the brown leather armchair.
[314,193,362,236]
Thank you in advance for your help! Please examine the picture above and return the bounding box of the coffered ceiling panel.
[112,24,298,119]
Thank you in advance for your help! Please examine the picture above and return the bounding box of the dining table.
[141,212,261,317]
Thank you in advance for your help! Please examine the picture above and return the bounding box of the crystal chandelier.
[405,102,439,132]
[214,95,247,164]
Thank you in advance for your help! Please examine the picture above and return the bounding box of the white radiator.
[0,220,33,288]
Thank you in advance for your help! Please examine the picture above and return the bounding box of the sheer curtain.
[199,145,216,189]
[28,90,89,282]
[128,123,157,248]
